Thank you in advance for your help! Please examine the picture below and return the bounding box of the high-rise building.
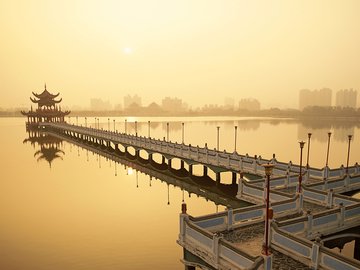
[124,95,142,109]
[90,98,112,111]
[161,97,187,112]
[335,89,357,108]
[299,88,332,110]
[238,98,261,111]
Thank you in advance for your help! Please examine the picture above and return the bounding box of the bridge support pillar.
[168,159,172,170]
[189,165,193,176]
[355,238,360,261]
[203,166,208,177]
[216,172,221,184]
[232,172,237,184]
[115,144,119,151]
[135,150,140,158]
[162,156,166,165]
[180,160,184,169]
[149,153,153,162]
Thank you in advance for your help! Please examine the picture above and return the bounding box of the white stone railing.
[271,222,360,270]
[41,122,360,181]
[43,122,282,176]
[270,204,360,270]
[187,195,300,232]
[237,178,296,204]
[179,214,264,270]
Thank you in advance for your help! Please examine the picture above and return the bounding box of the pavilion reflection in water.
[23,129,65,168]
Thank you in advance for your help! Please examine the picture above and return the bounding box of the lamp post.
[113,119,115,132]
[217,126,220,151]
[326,132,332,167]
[97,118,100,129]
[346,135,353,174]
[167,122,169,142]
[94,117,96,128]
[306,133,312,168]
[234,125,238,152]
[108,118,110,131]
[85,117,87,127]
[135,121,138,136]
[125,119,127,134]
[76,116,78,125]
[148,121,150,137]
[298,141,306,193]
[182,122,185,144]
[262,163,274,256]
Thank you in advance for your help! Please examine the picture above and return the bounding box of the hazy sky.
[1,0,359,109]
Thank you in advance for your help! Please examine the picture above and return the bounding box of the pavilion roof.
[30,84,62,106]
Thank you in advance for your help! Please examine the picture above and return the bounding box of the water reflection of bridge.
[43,130,250,209]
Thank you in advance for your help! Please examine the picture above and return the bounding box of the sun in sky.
[123,47,133,54]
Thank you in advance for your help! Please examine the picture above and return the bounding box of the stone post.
[227,205,233,231]
[284,172,289,188]
[323,166,329,179]
[263,253,273,270]
[239,158,243,171]
[324,177,328,191]
[306,210,313,237]
[253,160,257,173]
[338,202,345,227]
[237,173,243,198]
[288,161,292,173]
[310,237,321,270]
[298,192,304,213]
[344,174,350,188]
[327,189,333,208]
[179,203,188,245]
[213,233,223,266]
[340,164,345,177]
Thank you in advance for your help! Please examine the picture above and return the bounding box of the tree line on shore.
[1,105,360,118]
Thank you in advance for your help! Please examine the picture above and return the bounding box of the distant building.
[161,97,187,113]
[90,98,112,111]
[299,88,332,110]
[335,89,357,108]
[124,95,142,109]
[224,97,235,110]
[238,98,261,111]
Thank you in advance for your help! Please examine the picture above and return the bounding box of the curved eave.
[30,97,40,103]
[32,90,60,99]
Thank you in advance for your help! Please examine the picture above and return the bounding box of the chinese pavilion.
[21,84,70,127]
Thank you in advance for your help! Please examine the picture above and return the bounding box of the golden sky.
[0,0,359,109]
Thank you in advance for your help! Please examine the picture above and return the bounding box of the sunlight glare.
[123,47,133,54]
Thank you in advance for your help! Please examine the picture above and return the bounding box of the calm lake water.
[1,116,359,269]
